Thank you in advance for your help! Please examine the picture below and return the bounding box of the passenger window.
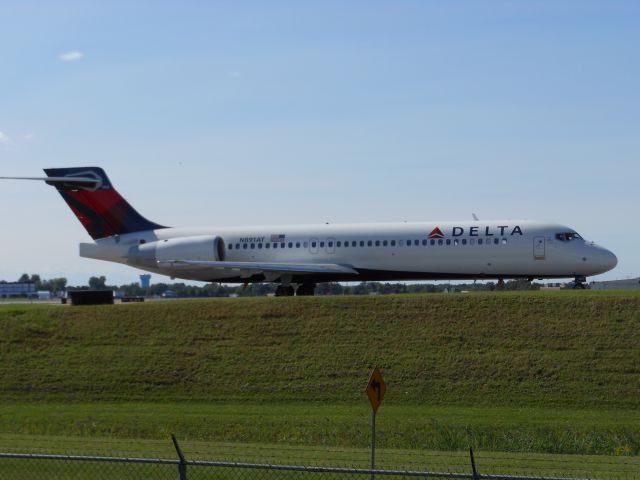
[280,242,286,249]
[391,240,396,246]
[383,240,388,246]
[422,239,427,246]
[438,239,443,245]
[359,241,364,247]
[478,239,483,245]
[462,239,467,245]
[229,244,233,250]
[430,239,435,246]
[454,239,459,246]
[251,244,255,249]
[446,239,451,245]
[258,243,262,249]
[311,242,316,248]
[501,238,507,245]
[344,242,349,248]
[243,244,248,249]
[368,240,373,247]
[266,243,271,249]
[320,241,325,248]
[494,238,499,245]
[470,239,475,245]
[375,240,380,246]
[296,242,301,248]
[352,241,357,247]
[328,241,333,248]
[337,241,341,247]
[288,242,293,248]
[273,243,278,249]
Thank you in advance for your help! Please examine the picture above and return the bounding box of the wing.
[158,260,359,281]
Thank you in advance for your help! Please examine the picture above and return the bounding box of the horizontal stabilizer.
[0,175,102,191]
[0,176,97,183]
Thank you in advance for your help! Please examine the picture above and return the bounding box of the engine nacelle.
[128,235,225,269]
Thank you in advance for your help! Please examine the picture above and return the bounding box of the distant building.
[37,291,51,300]
[590,278,640,290]
[139,274,151,289]
[0,282,37,298]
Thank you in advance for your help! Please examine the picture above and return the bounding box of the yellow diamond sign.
[366,367,386,413]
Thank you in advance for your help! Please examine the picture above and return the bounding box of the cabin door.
[325,238,336,254]
[309,238,319,254]
[533,237,546,260]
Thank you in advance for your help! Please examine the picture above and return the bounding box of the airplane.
[1,167,617,295]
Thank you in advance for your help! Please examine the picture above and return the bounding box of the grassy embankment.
[0,291,638,475]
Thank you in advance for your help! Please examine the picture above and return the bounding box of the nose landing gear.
[571,276,587,289]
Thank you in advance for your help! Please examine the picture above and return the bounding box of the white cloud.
[0,131,10,143]
[59,51,84,62]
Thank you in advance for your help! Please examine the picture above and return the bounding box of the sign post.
[366,367,386,480]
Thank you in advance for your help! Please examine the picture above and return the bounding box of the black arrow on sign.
[371,379,381,401]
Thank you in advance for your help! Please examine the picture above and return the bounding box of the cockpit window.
[555,232,583,242]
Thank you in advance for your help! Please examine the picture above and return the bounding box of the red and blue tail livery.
[44,167,166,240]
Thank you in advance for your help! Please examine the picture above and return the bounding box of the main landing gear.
[275,285,295,297]
[296,283,316,296]
[274,284,317,296]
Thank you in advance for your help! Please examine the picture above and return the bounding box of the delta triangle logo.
[428,227,445,239]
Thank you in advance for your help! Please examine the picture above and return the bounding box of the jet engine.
[128,235,225,269]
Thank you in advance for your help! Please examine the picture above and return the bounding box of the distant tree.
[88,276,107,289]
[18,273,30,283]
[505,279,541,291]
[40,277,67,294]
[316,283,344,295]
[30,274,42,289]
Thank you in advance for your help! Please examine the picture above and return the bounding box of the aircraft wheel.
[572,276,587,289]
[275,285,295,297]
[296,284,316,296]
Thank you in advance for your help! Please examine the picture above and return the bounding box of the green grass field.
[0,291,639,477]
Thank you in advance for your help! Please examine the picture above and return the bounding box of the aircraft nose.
[594,248,618,273]
[603,249,618,271]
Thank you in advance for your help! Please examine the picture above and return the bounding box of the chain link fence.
[0,437,637,480]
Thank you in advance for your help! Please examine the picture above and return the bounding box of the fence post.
[469,447,479,480]
[172,434,188,480]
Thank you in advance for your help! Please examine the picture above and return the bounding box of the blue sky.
[1,1,639,286]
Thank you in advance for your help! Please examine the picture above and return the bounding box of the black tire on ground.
[296,284,316,296]
[275,285,295,297]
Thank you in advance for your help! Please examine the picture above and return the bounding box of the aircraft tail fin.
[43,167,167,240]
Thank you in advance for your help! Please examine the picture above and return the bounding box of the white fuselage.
[80,220,618,283]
